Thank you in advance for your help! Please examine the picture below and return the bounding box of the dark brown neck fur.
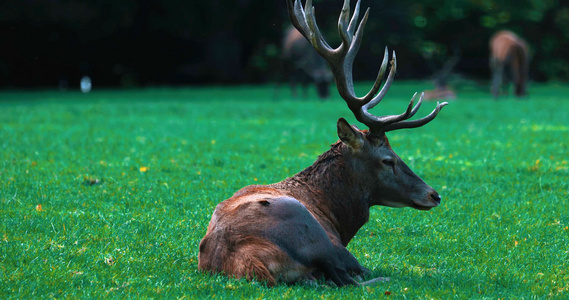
[270,141,370,246]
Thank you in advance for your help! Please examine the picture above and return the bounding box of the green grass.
[1,81,568,299]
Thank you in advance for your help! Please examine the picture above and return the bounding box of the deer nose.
[430,192,441,205]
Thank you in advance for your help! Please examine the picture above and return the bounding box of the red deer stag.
[198,0,448,287]
[279,26,333,99]
[489,30,529,98]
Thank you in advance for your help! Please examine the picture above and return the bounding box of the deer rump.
[198,187,367,287]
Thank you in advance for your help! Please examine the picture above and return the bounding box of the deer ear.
[337,118,364,149]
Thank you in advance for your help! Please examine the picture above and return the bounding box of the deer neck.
[275,142,371,246]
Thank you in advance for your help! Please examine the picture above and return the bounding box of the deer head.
[287,0,448,210]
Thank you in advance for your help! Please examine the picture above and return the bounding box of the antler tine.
[288,0,370,104]
[363,50,396,111]
[286,0,304,35]
[408,92,425,118]
[358,47,389,105]
[382,101,449,132]
[288,0,360,104]
[338,0,356,49]
[289,0,332,55]
[342,5,370,98]
[306,6,333,54]
[366,91,423,129]
[345,7,377,99]
[347,0,361,36]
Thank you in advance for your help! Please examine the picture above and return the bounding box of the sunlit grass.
[1,81,568,298]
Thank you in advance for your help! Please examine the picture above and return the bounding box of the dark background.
[1,0,568,88]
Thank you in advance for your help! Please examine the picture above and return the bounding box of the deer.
[198,0,448,287]
[277,26,333,99]
[489,30,529,98]
[422,42,460,101]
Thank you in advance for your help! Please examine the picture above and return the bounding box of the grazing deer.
[278,26,333,99]
[198,0,448,287]
[489,30,529,98]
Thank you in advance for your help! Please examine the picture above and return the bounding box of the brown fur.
[198,188,312,286]
[199,127,440,286]
[271,141,368,245]
[489,30,529,97]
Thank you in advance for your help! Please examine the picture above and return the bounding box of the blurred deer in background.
[489,30,529,98]
[198,0,448,287]
[422,43,460,101]
[278,26,333,99]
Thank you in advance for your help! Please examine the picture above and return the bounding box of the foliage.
[1,83,568,298]
[1,0,568,86]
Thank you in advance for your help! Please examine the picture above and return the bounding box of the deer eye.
[382,158,396,168]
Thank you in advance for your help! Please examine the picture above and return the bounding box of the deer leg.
[511,55,525,97]
[301,74,309,99]
[490,57,504,97]
[330,247,390,286]
[260,197,360,286]
[332,244,371,277]
[289,74,298,98]
[332,243,392,285]
[315,260,359,287]
[491,59,504,98]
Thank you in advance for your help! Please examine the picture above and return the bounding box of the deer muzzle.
[412,190,441,211]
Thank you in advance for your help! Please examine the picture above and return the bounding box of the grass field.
[1,81,568,299]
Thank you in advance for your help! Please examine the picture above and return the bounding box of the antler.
[286,0,448,134]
